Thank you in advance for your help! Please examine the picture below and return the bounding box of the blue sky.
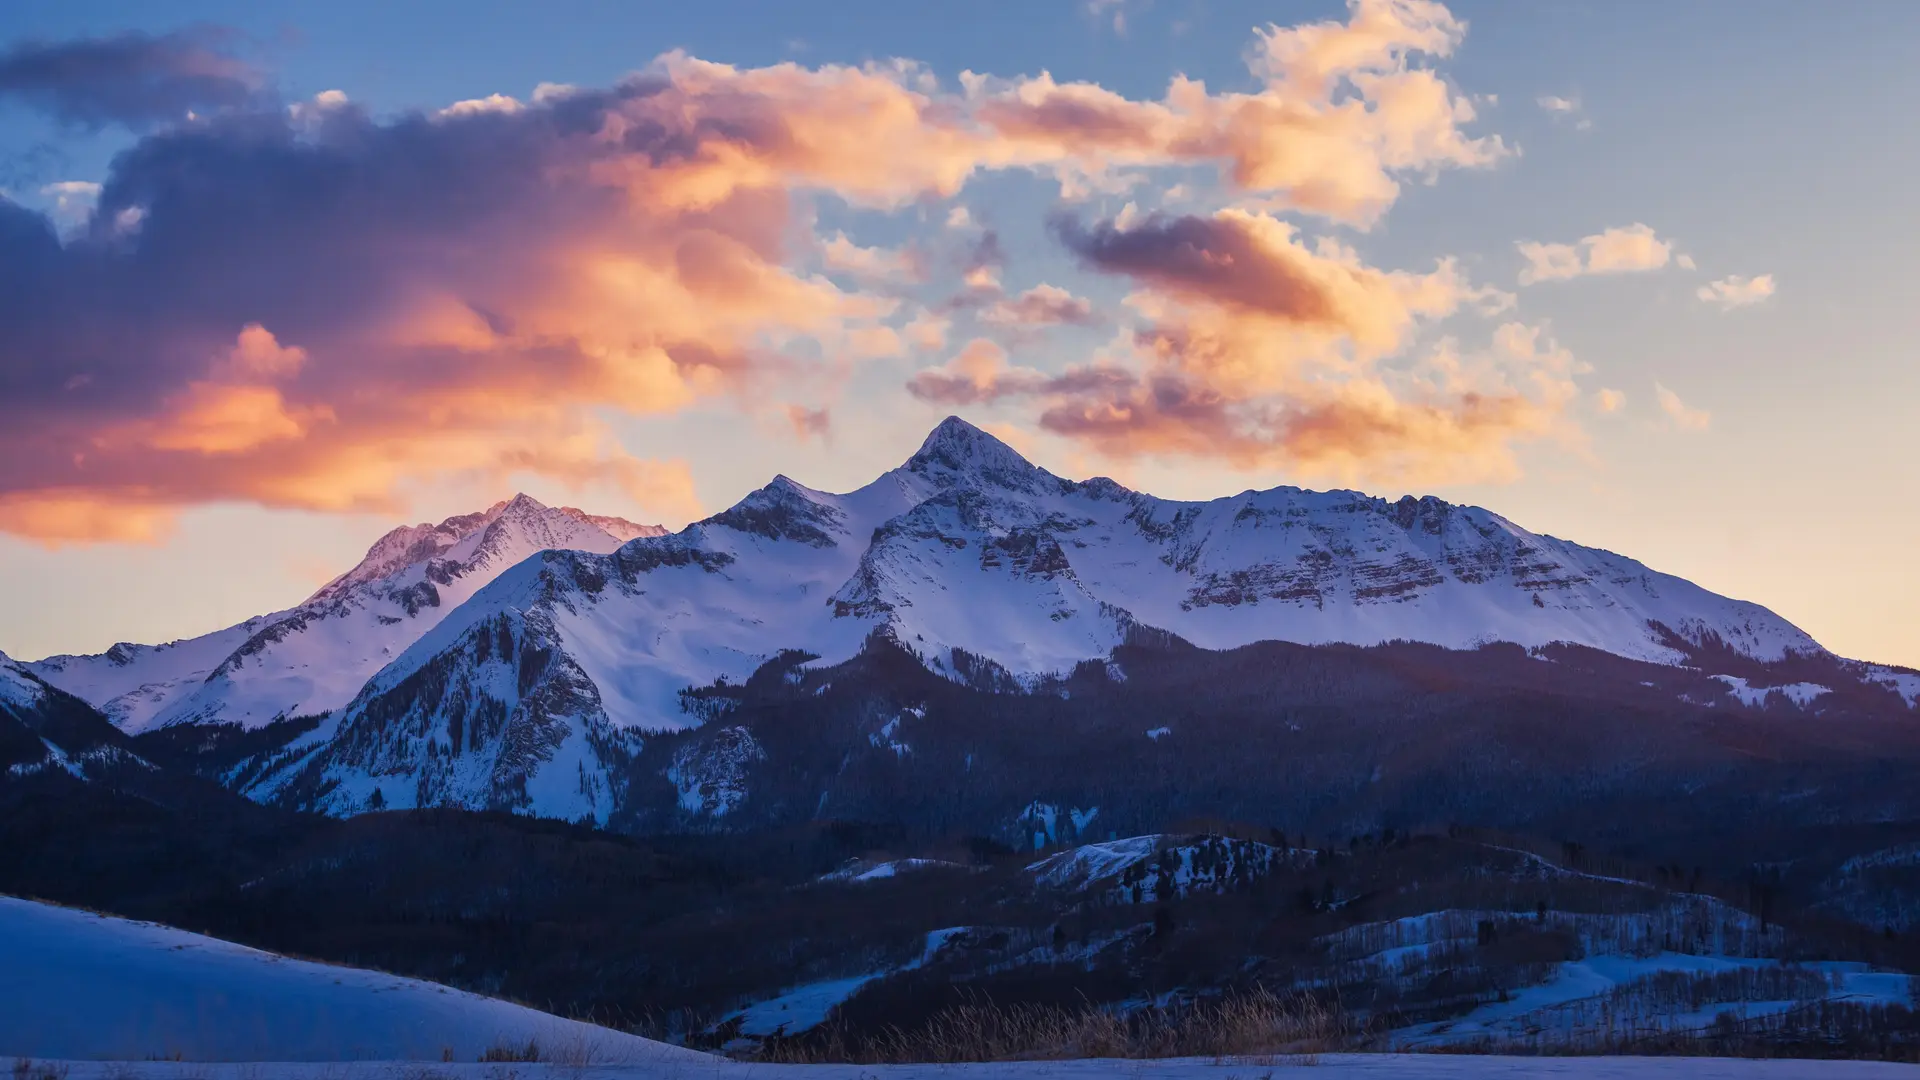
[1,0,1916,668]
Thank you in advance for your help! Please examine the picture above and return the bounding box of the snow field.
[0,897,703,1065]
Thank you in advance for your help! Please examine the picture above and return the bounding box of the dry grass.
[545,1031,600,1080]
[477,1039,542,1063]
[761,987,1350,1064]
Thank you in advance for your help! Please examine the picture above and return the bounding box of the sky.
[0,0,1915,668]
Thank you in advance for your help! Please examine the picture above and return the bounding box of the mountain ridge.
[27,495,662,732]
[210,416,1855,823]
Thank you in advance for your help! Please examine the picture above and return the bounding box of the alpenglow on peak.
[905,416,1050,491]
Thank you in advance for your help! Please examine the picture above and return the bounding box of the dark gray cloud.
[1050,211,1339,325]
[0,28,265,130]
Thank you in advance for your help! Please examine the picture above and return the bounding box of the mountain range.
[15,417,1918,824]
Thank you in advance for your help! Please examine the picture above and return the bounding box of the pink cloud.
[979,283,1097,327]
[0,0,1526,540]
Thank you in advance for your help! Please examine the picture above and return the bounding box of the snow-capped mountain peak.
[0,649,41,713]
[225,416,1838,823]
[314,494,663,603]
[29,494,664,733]
[905,415,1053,493]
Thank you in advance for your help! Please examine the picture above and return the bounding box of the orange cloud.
[907,338,1049,406]
[966,0,1505,225]
[964,202,1578,484]
[0,489,175,548]
[0,0,1520,541]
[0,64,918,541]
[1055,209,1464,353]
[142,383,332,454]
[118,326,336,454]
[787,404,832,441]
[1032,354,1571,487]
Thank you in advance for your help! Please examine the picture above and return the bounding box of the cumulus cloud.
[1030,361,1570,486]
[1055,208,1481,358]
[967,0,1506,226]
[988,205,1577,484]
[1594,387,1625,414]
[435,93,523,119]
[980,283,1097,327]
[1697,273,1775,310]
[1655,382,1711,431]
[0,0,1531,541]
[907,339,1050,405]
[128,325,333,454]
[903,311,951,351]
[820,232,923,282]
[0,61,935,542]
[0,27,265,130]
[1517,223,1676,285]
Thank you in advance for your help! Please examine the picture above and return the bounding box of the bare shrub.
[479,1038,542,1063]
[762,987,1350,1064]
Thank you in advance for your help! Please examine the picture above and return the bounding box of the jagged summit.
[905,416,1052,492]
[485,493,665,543]
[314,494,661,602]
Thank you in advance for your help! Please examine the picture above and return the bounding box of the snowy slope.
[1397,951,1910,1050]
[27,496,662,733]
[0,895,707,1064]
[247,417,1828,821]
[1,651,150,780]
[0,648,41,713]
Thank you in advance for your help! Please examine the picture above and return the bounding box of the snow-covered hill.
[0,895,706,1063]
[27,496,662,733]
[240,417,1827,821]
